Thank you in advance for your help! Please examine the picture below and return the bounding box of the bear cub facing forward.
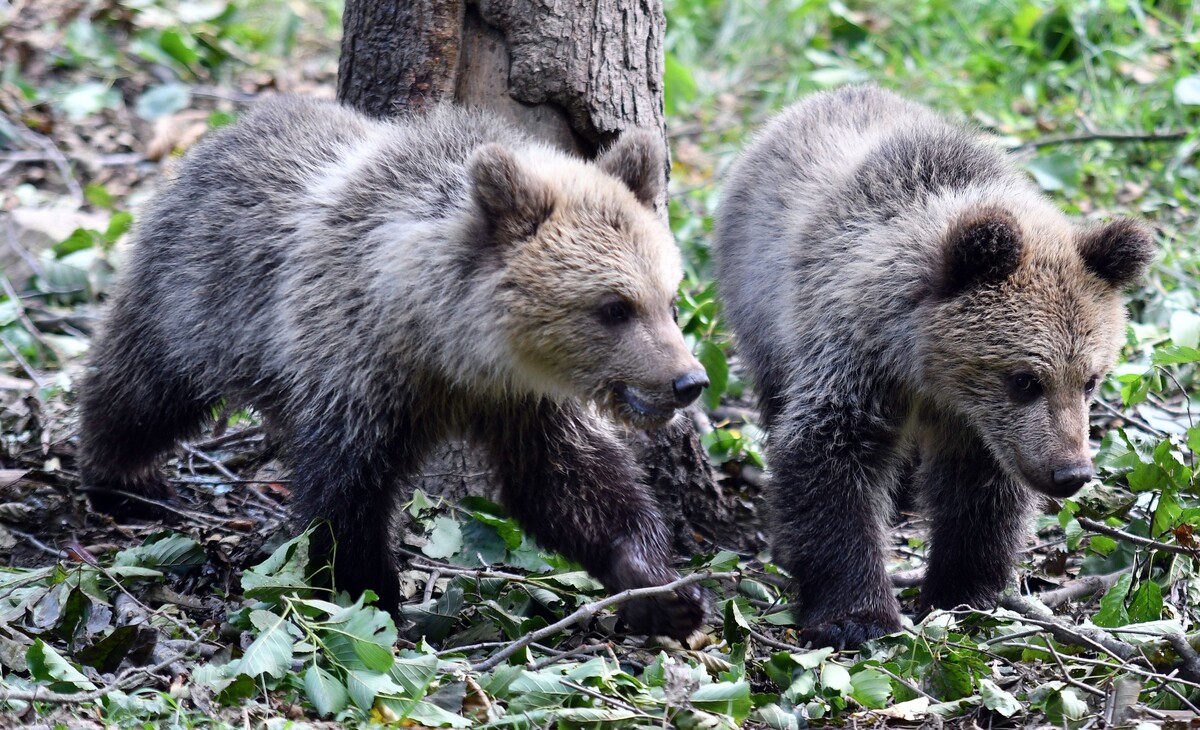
[715,86,1153,648]
[80,96,709,639]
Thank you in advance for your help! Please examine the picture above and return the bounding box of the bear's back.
[714,86,1030,403]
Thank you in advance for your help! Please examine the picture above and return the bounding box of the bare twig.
[0,649,189,704]
[1045,640,1107,699]
[890,568,924,588]
[180,443,240,482]
[5,527,67,558]
[559,679,639,713]
[1034,571,1125,609]
[1010,129,1189,153]
[8,122,84,205]
[992,596,1137,662]
[422,570,441,605]
[1164,633,1200,680]
[747,627,802,653]
[1093,399,1165,437]
[1076,516,1198,558]
[0,334,46,388]
[470,571,739,672]
[529,643,612,670]
[874,663,940,703]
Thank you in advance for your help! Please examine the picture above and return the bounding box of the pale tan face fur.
[471,137,706,428]
[923,209,1152,498]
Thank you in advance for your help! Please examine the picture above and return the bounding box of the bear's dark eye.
[598,298,633,326]
[671,302,680,323]
[1007,372,1043,404]
[1083,376,1099,396]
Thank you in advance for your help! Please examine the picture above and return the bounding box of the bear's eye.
[1083,376,1099,396]
[1007,372,1043,404]
[671,302,680,323]
[598,299,633,326]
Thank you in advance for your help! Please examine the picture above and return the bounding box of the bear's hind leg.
[917,434,1033,612]
[478,399,704,640]
[79,337,215,517]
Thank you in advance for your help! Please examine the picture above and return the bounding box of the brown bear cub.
[80,96,710,639]
[714,86,1154,648]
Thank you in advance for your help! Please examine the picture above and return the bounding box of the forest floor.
[2,0,1200,728]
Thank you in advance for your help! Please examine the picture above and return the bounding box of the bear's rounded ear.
[596,129,665,209]
[468,143,553,243]
[1077,219,1154,289]
[939,207,1023,296]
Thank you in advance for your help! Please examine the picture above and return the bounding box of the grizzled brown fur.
[714,86,1154,648]
[79,96,709,639]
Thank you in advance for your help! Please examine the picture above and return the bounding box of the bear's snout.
[671,371,709,407]
[1049,462,1095,497]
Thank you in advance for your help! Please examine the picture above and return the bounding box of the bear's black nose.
[1051,464,1094,494]
[672,371,709,406]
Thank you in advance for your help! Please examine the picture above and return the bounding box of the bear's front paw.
[603,540,706,639]
[799,613,901,650]
[617,580,705,640]
[84,478,176,520]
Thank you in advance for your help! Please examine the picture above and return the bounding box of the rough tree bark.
[337,0,744,553]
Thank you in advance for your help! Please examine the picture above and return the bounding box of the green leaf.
[58,82,119,120]
[819,663,851,694]
[1093,573,1133,628]
[27,640,96,691]
[422,516,463,560]
[1127,580,1163,623]
[1151,345,1200,365]
[238,610,295,679]
[400,699,474,727]
[135,84,192,121]
[978,678,1021,717]
[690,680,751,723]
[926,657,974,700]
[242,530,310,599]
[159,29,199,67]
[346,669,404,710]
[663,51,697,115]
[506,670,574,711]
[103,211,133,243]
[697,339,729,411]
[1025,152,1079,191]
[751,703,801,730]
[322,598,398,672]
[113,533,205,572]
[723,598,751,643]
[849,668,891,709]
[390,652,439,698]
[304,665,349,717]
[52,228,99,258]
[84,184,114,210]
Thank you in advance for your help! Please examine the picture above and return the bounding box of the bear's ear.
[596,129,665,208]
[939,207,1023,296]
[468,143,553,243]
[1077,219,1154,289]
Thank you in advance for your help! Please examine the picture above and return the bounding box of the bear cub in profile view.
[715,86,1154,648]
[79,96,710,639]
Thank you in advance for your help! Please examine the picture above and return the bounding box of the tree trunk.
[337,0,732,554]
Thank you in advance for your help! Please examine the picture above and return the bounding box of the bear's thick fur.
[714,86,1154,648]
[80,96,709,639]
